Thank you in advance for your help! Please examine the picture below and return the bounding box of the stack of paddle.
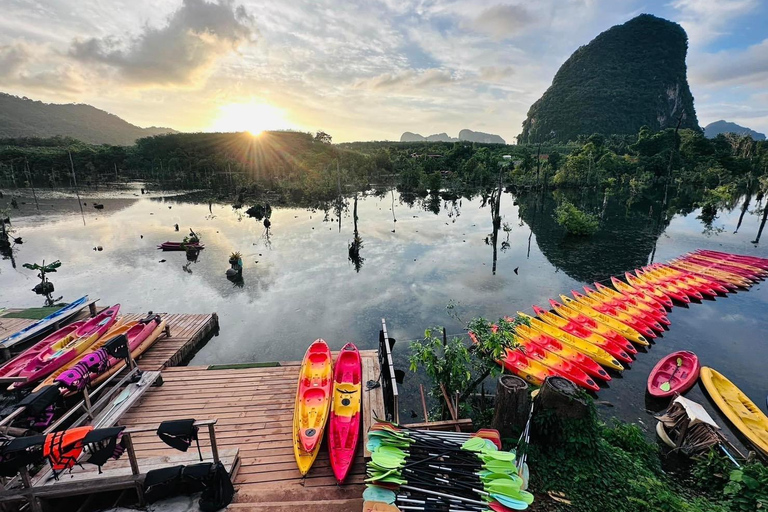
[364,422,534,511]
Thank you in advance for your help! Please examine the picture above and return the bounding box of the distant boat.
[157,242,204,251]
[0,296,90,349]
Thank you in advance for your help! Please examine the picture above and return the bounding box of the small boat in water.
[157,241,205,251]
[700,367,768,457]
[647,351,699,398]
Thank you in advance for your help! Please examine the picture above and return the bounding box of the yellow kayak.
[517,313,624,371]
[558,296,651,345]
[294,339,333,476]
[700,367,768,457]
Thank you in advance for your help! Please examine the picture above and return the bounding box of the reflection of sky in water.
[1,189,767,444]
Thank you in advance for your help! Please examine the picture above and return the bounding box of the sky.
[0,0,767,143]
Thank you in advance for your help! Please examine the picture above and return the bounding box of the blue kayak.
[0,296,90,348]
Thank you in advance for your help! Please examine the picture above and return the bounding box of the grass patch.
[207,362,281,370]
[554,200,599,236]
[529,400,728,512]
[2,306,68,320]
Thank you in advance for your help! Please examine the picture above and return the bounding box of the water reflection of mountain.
[516,190,671,283]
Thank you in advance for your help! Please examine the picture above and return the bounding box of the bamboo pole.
[25,160,39,211]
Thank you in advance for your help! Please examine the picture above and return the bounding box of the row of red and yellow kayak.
[481,250,767,393]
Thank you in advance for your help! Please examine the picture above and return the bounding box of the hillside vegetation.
[0,93,175,145]
[518,14,699,144]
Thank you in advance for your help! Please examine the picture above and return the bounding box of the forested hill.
[518,14,699,144]
[704,120,766,141]
[0,93,176,146]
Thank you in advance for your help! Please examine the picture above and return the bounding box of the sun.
[210,100,289,134]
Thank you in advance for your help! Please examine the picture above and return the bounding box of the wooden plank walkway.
[119,312,219,370]
[116,350,384,511]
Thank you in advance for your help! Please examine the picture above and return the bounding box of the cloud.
[355,68,456,90]
[670,0,758,46]
[70,0,255,87]
[692,39,768,87]
[470,4,536,40]
[0,41,86,95]
[479,65,515,82]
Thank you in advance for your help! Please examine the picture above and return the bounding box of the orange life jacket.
[43,426,94,475]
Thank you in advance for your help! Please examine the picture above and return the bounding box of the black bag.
[199,462,235,512]
[143,465,185,503]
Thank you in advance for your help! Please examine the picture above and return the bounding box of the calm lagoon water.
[1,185,767,444]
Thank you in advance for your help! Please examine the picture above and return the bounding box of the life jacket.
[43,426,93,478]
[0,435,45,477]
[81,427,126,473]
[104,333,130,359]
[18,385,60,429]
[157,419,201,460]
[54,363,92,392]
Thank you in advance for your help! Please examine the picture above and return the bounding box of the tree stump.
[491,375,530,439]
[537,376,589,420]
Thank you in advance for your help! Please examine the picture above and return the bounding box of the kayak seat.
[333,383,360,416]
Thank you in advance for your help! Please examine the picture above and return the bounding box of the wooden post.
[1,346,10,362]
[89,302,97,317]
[491,375,530,439]
[208,423,220,464]
[419,384,429,422]
[83,387,93,419]
[20,467,42,512]
[537,376,588,420]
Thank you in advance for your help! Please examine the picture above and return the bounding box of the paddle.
[659,357,683,393]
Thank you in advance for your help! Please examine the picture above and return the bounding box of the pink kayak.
[158,242,204,251]
[0,321,85,383]
[647,351,700,398]
[11,305,120,389]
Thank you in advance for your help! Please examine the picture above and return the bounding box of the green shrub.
[554,200,599,235]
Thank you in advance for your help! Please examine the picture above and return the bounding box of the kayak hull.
[329,343,362,483]
[10,305,121,389]
[700,367,768,457]
[0,296,89,349]
[647,351,699,398]
[294,339,333,475]
[0,322,84,382]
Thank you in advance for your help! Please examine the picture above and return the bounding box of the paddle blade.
[660,382,671,392]
[363,486,396,504]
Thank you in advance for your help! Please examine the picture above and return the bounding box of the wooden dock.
[0,308,385,511]
[117,350,384,511]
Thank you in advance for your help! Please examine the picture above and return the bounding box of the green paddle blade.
[676,357,683,366]
[660,382,672,392]
[483,459,517,474]
[485,475,523,493]
[363,486,396,504]
[479,450,517,463]
[462,437,488,452]
[490,493,529,510]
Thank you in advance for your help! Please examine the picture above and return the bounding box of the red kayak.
[647,351,700,398]
[157,242,205,251]
[516,338,600,392]
[0,322,85,382]
[588,284,670,325]
[696,249,768,270]
[328,343,362,483]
